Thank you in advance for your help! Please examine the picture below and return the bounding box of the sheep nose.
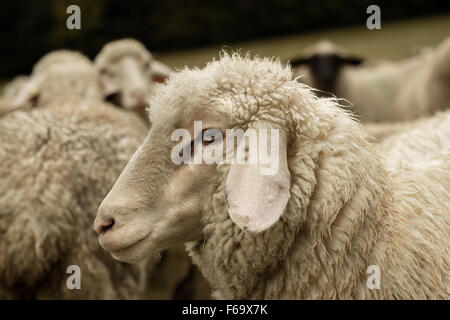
[130,89,146,102]
[94,215,115,236]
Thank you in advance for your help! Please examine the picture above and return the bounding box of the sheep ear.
[225,123,291,233]
[339,55,364,66]
[289,56,312,67]
[151,60,172,84]
[0,76,42,116]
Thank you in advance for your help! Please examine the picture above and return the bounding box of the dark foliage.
[1,0,449,77]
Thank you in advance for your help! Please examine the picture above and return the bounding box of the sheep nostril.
[97,217,115,236]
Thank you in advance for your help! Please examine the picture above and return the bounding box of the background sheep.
[94,38,172,118]
[0,50,156,134]
[361,39,450,140]
[0,48,155,298]
[0,100,151,299]
[0,50,103,117]
[0,48,211,300]
[95,54,449,299]
[363,110,450,142]
[363,121,416,142]
[1,75,29,99]
[289,40,434,122]
[376,110,450,162]
[393,37,450,120]
[290,40,364,95]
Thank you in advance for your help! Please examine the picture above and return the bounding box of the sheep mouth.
[109,230,153,258]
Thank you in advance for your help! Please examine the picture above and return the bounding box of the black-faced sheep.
[290,40,363,95]
[289,39,450,122]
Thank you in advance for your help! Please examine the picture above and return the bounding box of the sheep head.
[290,40,363,95]
[95,39,172,118]
[95,53,336,264]
[0,50,102,116]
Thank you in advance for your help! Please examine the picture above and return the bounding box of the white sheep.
[0,49,211,299]
[95,53,449,299]
[393,37,450,120]
[0,50,153,299]
[1,75,29,99]
[363,121,415,142]
[0,103,151,299]
[0,50,104,117]
[0,51,88,105]
[94,38,172,118]
[363,110,450,142]
[376,110,450,163]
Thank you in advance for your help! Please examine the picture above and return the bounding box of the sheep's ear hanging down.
[225,121,291,233]
[0,75,42,116]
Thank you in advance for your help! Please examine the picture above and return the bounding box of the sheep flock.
[1,37,449,300]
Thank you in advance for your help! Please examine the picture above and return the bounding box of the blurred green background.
[1,0,449,78]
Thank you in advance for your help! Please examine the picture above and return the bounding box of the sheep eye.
[202,134,215,146]
[202,128,222,146]
[144,62,151,70]
[203,137,214,146]
[190,130,215,157]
